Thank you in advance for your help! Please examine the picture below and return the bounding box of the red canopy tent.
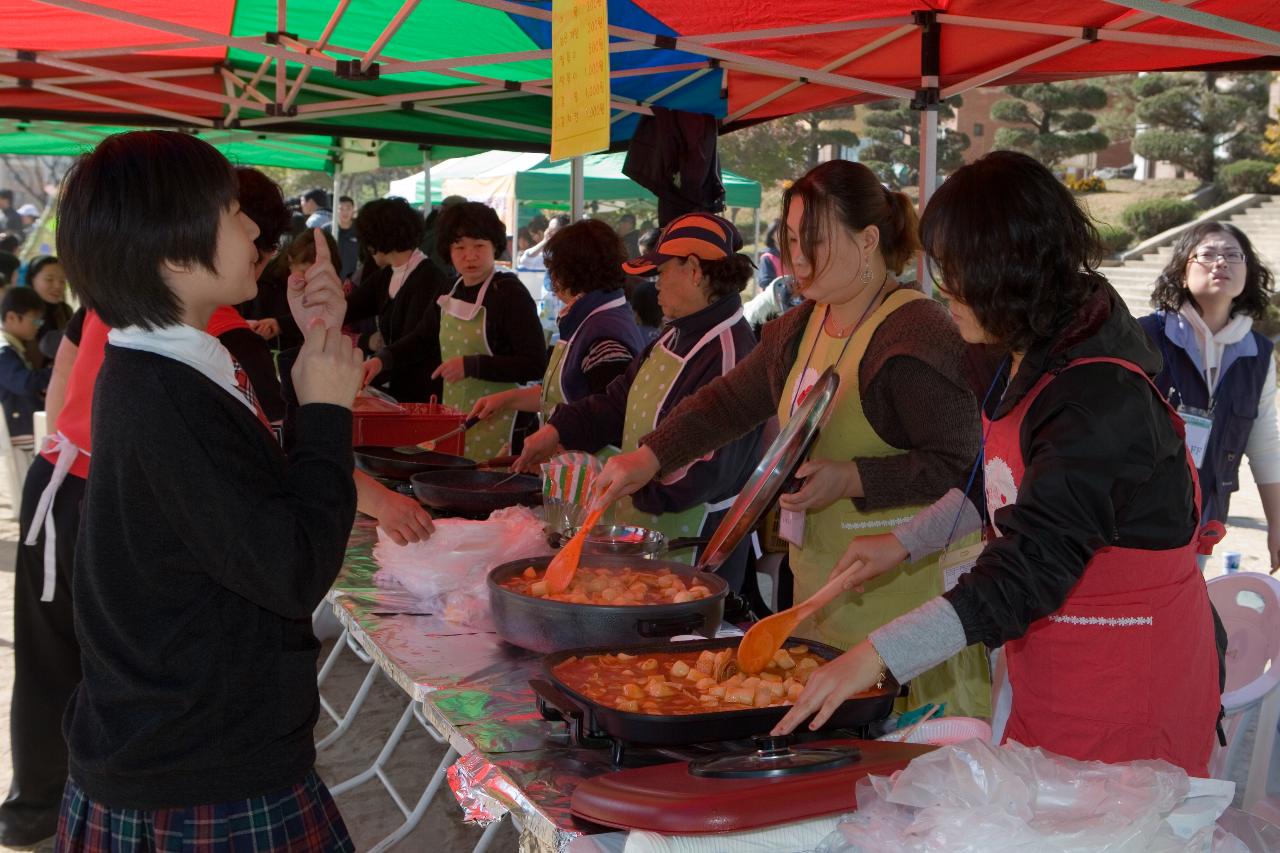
[0,0,1276,208]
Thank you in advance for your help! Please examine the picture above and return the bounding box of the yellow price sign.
[551,0,610,162]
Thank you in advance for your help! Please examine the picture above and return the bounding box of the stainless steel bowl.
[582,524,667,559]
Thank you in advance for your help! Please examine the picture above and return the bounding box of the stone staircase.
[1106,195,1280,318]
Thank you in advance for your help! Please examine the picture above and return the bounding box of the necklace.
[825,270,892,338]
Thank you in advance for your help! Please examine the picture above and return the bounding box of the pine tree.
[860,97,969,188]
[1131,72,1271,183]
[990,83,1109,167]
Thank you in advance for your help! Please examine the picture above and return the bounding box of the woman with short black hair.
[429,201,546,458]
[470,218,645,426]
[348,196,450,402]
[1139,221,1280,568]
[776,151,1220,777]
[52,129,359,851]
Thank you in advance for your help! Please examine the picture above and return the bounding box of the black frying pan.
[353,445,477,481]
[409,468,542,516]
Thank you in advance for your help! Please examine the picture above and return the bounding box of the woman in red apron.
[775,151,1221,777]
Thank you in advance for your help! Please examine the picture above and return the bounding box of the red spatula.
[544,504,607,594]
[736,561,863,675]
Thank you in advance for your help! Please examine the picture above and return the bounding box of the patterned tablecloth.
[329,523,1280,853]
[331,521,629,851]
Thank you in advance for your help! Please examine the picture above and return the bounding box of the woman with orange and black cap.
[514,213,763,591]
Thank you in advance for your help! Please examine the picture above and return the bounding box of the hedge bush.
[1096,223,1134,254]
[1219,160,1279,196]
[1121,198,1198,240]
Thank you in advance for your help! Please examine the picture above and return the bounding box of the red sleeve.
[205,306,251,338]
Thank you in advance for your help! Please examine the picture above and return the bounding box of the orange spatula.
[736,561,863,675]
[543,504,606,594]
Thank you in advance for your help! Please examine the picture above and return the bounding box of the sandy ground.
[0,461,1272,852]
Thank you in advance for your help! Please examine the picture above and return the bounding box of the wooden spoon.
[736,561,863,675]
[543,504,606,594]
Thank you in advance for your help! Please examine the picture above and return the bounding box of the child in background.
[24,256,71,367]
[53,130,361,851]
[0,287,51,447]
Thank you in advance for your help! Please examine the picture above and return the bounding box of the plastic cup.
[1225,551,1242,573]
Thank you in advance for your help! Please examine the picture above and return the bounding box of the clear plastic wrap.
[817,740,1241,852]
[372,505,551,629]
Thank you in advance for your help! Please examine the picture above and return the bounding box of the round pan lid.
[695,366,840,572]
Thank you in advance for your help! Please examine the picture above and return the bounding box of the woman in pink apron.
[775,151,1221,777]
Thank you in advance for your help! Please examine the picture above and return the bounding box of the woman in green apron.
[429,202,547,460]
[591,162,990,717]
[513,213,763,592]
[469,219,645,428]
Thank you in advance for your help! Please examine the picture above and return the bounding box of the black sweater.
[346,259,449,402]
[396,270,547,384]
[65,346,356,808]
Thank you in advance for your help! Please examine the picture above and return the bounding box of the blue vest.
[1139,312,1274,524]
[557,289,646,403]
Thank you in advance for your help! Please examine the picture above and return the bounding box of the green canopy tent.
[0,118,479,175]
[388,150,760,208]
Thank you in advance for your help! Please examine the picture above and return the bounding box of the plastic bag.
[372,505,551,629]
[817,740,1240,853]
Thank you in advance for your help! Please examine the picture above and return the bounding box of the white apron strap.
[26,432,80,603]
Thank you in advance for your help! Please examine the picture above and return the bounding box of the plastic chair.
[1207,572,1280,820]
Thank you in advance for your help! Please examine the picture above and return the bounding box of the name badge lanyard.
[779,279,890,547]
[788,278,891,416]
[1153,316,1214,469]
[940,355,1010,591]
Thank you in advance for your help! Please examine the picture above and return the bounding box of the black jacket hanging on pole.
[623,106,725,225]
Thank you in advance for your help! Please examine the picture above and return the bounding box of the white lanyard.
[438,269,497,322]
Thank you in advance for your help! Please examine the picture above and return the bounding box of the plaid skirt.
[54,771,353,852]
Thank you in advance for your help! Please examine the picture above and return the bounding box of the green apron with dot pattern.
[438,273,519,461]
[539,339,570,424]
[614,313,743,563]
[778,290,990,717]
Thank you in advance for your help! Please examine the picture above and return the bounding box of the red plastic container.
[351,401,467,455]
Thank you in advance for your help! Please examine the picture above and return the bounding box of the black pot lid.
[694,366,840,573]
[688,735,860,779]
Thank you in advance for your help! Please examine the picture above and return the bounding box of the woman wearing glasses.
[1137,223,1279,570]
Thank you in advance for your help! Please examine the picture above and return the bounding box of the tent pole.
[422,146,433,208]
[331,158,342,239]
[753,208,761,257]
[916,12,941,294]
[571,157,585,221]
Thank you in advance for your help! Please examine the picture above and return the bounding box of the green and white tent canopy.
[387,150,761,208]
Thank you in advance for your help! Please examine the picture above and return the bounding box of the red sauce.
[553,645,830,715]
[501,565,715,606]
